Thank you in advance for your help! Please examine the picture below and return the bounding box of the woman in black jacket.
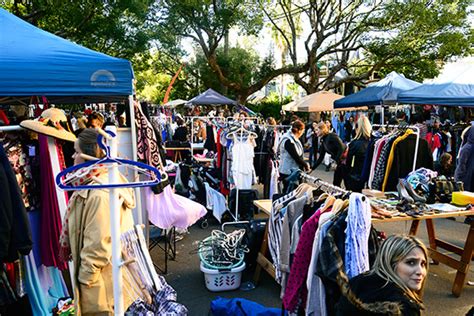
[312,121,346,186]
[345,116,372,192]
[336,235,428,316]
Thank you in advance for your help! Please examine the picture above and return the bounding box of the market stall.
[0,8,176,315]
[334,71,422,124]
[282,90,368,112]
[251,171,473,316]
[398,63,474,106]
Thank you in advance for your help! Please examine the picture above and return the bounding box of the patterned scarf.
[58,166,106,263]
[134,102,170,193]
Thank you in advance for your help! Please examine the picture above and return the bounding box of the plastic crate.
[200,262,245,292]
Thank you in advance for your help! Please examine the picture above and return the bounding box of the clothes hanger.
[56,130,165,191]
[319,195,336,213]
[226,125,258,139]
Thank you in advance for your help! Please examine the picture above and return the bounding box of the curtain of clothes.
[1,134,70,316]
[366,128,433,192]
[267,182,380,315]
[253,126,284,199]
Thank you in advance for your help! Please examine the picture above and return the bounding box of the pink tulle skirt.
[146,185,207,229]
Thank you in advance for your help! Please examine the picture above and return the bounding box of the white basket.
[200,262,245,292]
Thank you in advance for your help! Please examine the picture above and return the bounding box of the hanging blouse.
[231,137,256,190]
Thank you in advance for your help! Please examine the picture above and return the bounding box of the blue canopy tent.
[398,64,474,106]
[0,9,140,315]
[334,71,421,108]
[0,8,134,105]
[187,88,238,106]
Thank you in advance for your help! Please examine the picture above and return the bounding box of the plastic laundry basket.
[200,262,246,292]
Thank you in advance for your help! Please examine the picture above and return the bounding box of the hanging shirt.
[345,193,371,279]
[268,191,297,283]
[204,182,228,223]
[269,160,280,199]
[231,137,256,190]
[305,211,335,316]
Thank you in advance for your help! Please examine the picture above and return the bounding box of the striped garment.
[268,191,297,283]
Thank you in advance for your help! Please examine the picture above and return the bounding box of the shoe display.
[403,179,427,203]
[397,179,414,203]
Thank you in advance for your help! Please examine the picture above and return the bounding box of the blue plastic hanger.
[55,130,164,191]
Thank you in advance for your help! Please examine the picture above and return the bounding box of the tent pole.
[106,126,124,316]
[128,95,143,226]
[381,105,385,125]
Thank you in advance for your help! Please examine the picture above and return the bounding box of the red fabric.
[0,110,10,125]
[39,135,68,270]
[426,132,441,153]
[4,263,15,288]
[283,208,326,312]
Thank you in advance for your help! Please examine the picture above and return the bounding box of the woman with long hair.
[336,235,428,315]
[345,116,372,192]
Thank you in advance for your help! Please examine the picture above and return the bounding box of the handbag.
[427,177,464,203]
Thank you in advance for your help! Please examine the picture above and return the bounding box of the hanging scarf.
[58,166,106,262]
[134,101,169,193]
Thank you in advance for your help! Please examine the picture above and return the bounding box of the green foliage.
[133,51,190,104]
[359,0,473,82]
[1,0,155,59]
[151,0,264,50]
[190,46,272,98]
[247,92,292,120]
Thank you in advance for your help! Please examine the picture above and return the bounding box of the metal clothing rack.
[372,124,420,173]
[299,172,350,195]
[188,115,225,157]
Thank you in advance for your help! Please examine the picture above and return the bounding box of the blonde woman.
[313,121,346,185]
[345,116,372,192]
[336,235,428,315]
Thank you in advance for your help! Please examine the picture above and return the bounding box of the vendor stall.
[251,171,473,316]
[0,8,184,316]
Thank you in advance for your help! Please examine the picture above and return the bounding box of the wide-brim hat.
[20,108,77,142]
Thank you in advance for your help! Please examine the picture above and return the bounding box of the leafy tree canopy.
[1,0,156,59]
[133,51,189,104]
[2,0,472,103]
[153,0,472,101]
[189,46,274,99]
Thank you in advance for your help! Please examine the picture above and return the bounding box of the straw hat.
[20,108,77,142]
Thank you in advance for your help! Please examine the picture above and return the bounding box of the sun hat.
[20,108,77,142]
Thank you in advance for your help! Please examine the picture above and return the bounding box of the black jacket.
[385,134,433,192]
[0,145,32,262]
[173,126,189,142]
[345,138,369,192]
[313,133,346,169]
[336,273,423,316]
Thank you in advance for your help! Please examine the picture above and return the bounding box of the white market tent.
[282,91,367,112]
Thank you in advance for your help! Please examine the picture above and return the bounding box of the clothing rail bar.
[0,125,23,132]
[299,172,350,195]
